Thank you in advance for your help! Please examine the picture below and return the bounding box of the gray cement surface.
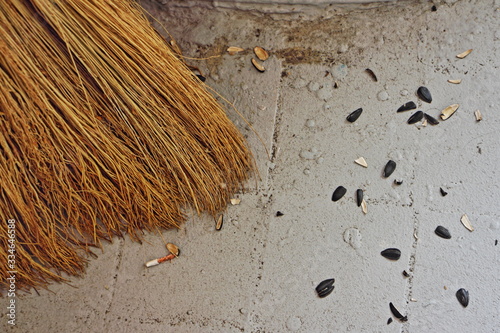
[2,0,499,332]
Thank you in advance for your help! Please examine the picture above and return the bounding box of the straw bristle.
[0,0,253,290]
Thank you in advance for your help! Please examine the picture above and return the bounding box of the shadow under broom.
[0,0,254,291]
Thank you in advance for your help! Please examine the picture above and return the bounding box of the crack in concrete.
[102,238,125,330]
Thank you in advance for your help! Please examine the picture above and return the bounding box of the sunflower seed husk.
[456,49,473,59]
[460,214,474,232]
[254,46,269,61]
[361,199,368,214]
[332,186,347,202]
[383,160,396,178]
[356,189,363,207]
[196,74,206,82]
[387,318,393,325]
[251,58,265,72]
[355,157,368,168]
[227,46,245,55]
[435,226,452,239]
[424,113,439,125]
[408,110,424,124]
[365,68,378,82]
[346,108,363,123]
[397,101,417,112]
[333,81,339,89]
[215,214,224,231]
[440,187,448,196]
[381,248,401,261]
[417,86,432,103]
[276,211,284,217]
[448,79,462,84]
[230,198,241,205]
[394,179,403,185]
[474,110,482,121]
[316,278,335,298]
[166,243,180,256]
[456,288,469,307]
[402,270,410,278]
[440,103,459,120]
[389,302,408,321]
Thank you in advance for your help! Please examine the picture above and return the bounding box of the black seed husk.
[435,225,451,239]
[316,279,335,298]
[356,189,363,207]
[381,248,401,261]
[389,302,407,321]
[365,68,378,82]
[408,111,424,124]
[424,113,439,125]
[387,318,393,325]
[394,179,403,185]
[397,101,417,112]
[332,186,347,201]
[402,270,410,278]
[346,108,363,123]
[276,211,284,217]
[440,187,448,196]
[495,239,498,246]
[417,86,432,103]
[383,160,396,178]
[456,288,469,307]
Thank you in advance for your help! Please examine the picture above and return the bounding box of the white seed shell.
[355,157,368,168]
[227,46,244,55]
[251,58,265,72]
[254,46,269,61]
[448,79,462,84]
[456,49,473,59]
[440,104,459,120]
[230,198,241,205]
[461,214,474,232]
[361,199,368,214]
[474,110,482,121]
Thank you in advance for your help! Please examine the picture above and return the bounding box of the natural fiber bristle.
[0,0,253,291]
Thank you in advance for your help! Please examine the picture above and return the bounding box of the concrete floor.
[2,0,500,332]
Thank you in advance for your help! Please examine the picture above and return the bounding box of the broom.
[0,0,254,291]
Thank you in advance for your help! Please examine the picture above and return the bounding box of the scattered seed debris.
[361,199,368,214]
[227,46,245,55]
[408,110,424,124]
[456,288,469,307]
[440,187,448,196]
[334,81,339,89]
[355,157,368,168]
[435,226,452,239]
[332,186,347,202]
[456,49,473,59]
[424,113,439,125]
[316,278,335,298]
[276,211,284,217]
[251,58,265,72]
[387,318,393,325]
[461,214,474,232]
[402,270,410,278]
[394,179,403,185]
[381,248,401,261]
[417,86,432,103]
[397,101,417,112]
[389,302,408,322]
[230,198,241,205]
[448,79,462,84]
[383,160,397,178]
[440,104,459,120]
[346,108,363,123]
[254,46,269,61]
[365,68,378,82]
[474,110,482,121]
[166,243,180,256]
[356,189,363,207]
[215,214,224,231]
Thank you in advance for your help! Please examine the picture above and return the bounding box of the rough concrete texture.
[2,0,500,332]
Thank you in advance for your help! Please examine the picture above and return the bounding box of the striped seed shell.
[215,214,224,230]
[417,86,432,103]
[456,288,469,307]
[356,189,363,207]
[390,302,408,322]
[408,111,424,124]
[332,186,347,202]
[383,160,396,178]
[424,113,439,125]
[381,248,401,261]
[166,243,180,256]
[397,101,417,112]
[346,108,363,122]
[460,214,474,232]
[435,226,451,239]
[456,49,473,59]
[316,278,335,298]
[251,58,265,72]
[440,104,459,120]
[254,46,269,61]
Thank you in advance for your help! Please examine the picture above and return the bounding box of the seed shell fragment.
[417,86,432,103]
[276,211,284,217]
[387,318,393,325]
[448,79,462,84]
[474,110,482,121]
[365,68,378,82]
[230,198,241,205]
[166,243,180,256]
[397,101,417,112]
[460,214,474,232]
[408,110,424,124]
[456,49,473,59]
[456,288,469,307]
[389,302,408,321]
[254,46,269,61]
[227,46,245,55]
[251,58,265,72]
[356,189,363,207]
[215,214,224,231]
[394,179,403,185]
[440,187,448,196]
[435,226,452,239]
[424,113,439,125]
[361,199,368,214]
[381,248,401,261]
[332,186,347,202]
[355,157,368,168]
[383,160,396,178]
[316,278,335,298]
[346,108,363,123]
[440,104,459,120]
[402,270,410,278]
